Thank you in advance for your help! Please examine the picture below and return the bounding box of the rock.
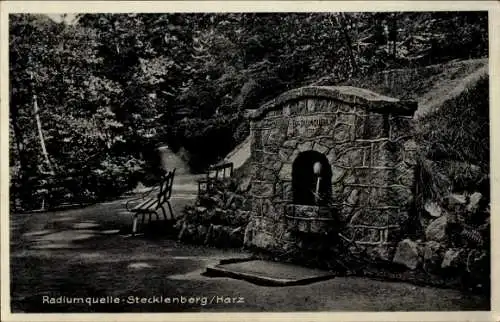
[425,215,448,242]
[466,250,487,275]
[251,231,276,249]
[231,195,244,210]
[210,195,225,208]
[197,225,208,241]
[224,193,235,208]
[393,239,421,270]
[466,192,482,213]
[422,241,443,272]
[367,245,394,262]
[424,200,442,217]
[446,193,467,206]
[441,248,462,269]
[214,207,228,217]
[237,177,252,193]
[195,206,207,214]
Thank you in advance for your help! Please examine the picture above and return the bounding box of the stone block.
[252,130,263,149]
[279,163,293,180]
[327,149,336,165]
[289,101,301,114]
[370,141,391,167]
[352,168,371,185]
[331,165,346,183]
[272,161,283,171]
[337,148,363,167]
[341,206,356,222]
[395,162,415,187]
[336,113,355,125]
[422,240,444,272]
[319,137,335,148]
[441,248,463,269]
[425,215,448,242]
[251,199,263,216]
[364,113,387,139]
[288,149,300,163]
[367,245,394,262]
[356,228,380,243]
[251,231,276,249]
[403,140,418,166]
[278,148,293,162]
[390,117,414,141]
[297,220,310,233]
[319,99,332,112]
[355,188,371,206]
[283,139,298,149]
[282,105,291,116]
[374,168,393,186]
[424,200,443,218]
[347,189,359,205]
[393,239,420,270]
[467,192,483,213]
[297,100,307,113]
[306,99,316,112]
[268,128,286,145]
[325,100,338,112]
[237,177,252,193]
[446,193,467,206]
[262,199,278,219]
[331,184,344,202]
[354,115,366,139]
[243,223,253,247]
[333,123,352,142]
[254,165,276,181]
[313,142,329,155]
[298,141,313,152]
[273,182,283,198]
[390,185,413,208]
[262,152,278,165]
[343,173,357,185]
[282,181,293,200]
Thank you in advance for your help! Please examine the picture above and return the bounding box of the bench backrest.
[157,168,176,205]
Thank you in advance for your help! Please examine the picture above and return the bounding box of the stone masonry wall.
[243,86,417,258]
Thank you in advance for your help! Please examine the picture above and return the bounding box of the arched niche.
[292,150,332,206]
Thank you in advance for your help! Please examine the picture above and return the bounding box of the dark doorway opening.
[292,150,332,206]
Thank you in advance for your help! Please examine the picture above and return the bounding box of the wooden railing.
[197,162,234,195]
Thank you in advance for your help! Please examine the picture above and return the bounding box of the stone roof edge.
[246,86,418,120]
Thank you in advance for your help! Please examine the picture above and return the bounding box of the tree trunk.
[337,13,358,76]
[33,94,54,175]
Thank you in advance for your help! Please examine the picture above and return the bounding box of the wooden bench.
[125,169,176,235]
[197,162,233,194]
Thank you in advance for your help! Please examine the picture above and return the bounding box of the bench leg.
[132,215,138,236]
[160,205,168,221]
[167,200,174,220]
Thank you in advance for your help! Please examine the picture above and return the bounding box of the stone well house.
[242,86,418,256]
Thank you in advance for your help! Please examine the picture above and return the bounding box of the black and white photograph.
[1,1,497,320]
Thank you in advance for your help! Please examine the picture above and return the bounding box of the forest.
[9,12,488,211]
